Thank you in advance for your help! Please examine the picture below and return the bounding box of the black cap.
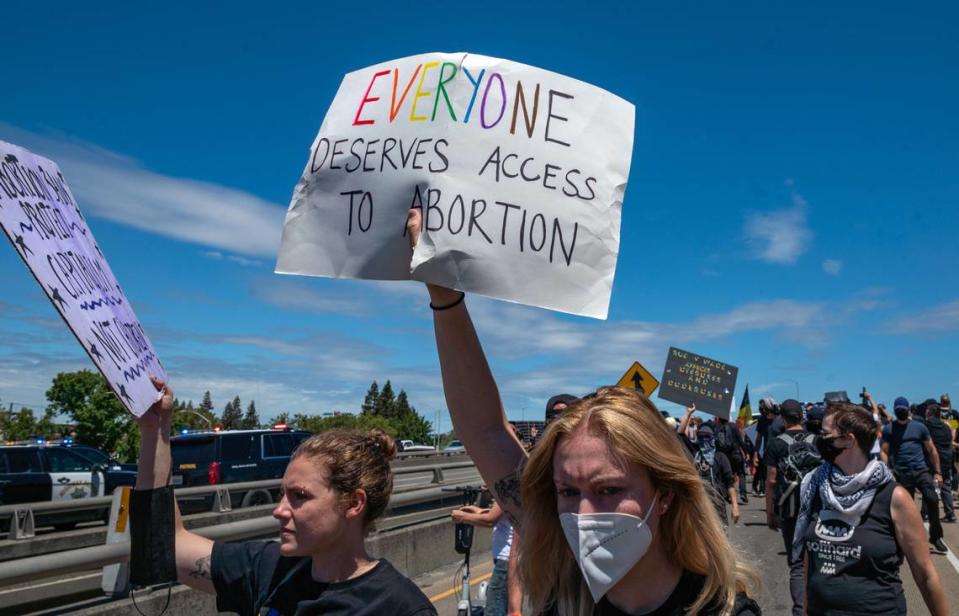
[781,399,804,421]
[824,391,850,405]
[545,394,579,423]
[806,404,825,421]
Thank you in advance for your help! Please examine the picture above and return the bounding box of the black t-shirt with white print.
[803,480,905,615]
[211,539,436,616]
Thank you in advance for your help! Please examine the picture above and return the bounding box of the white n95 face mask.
[559,495,658,603]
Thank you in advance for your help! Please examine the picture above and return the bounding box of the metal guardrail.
[1,460,476,540]
[396,449,466,459]
[0,480,476,588]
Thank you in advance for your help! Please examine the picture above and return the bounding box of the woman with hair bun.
[133,378,436,616]
[408,210,759,616]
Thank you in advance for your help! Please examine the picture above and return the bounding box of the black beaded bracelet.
[430,291,465,311]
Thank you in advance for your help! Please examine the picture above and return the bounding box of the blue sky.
[1,2,957,430]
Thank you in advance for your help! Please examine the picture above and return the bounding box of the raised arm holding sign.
[276,52,635,319]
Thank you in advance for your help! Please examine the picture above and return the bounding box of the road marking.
[429,571,492,603]
[946,546,959,575]
[923,522,959,575]
[0,572,99,596]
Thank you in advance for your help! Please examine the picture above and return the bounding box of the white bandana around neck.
[559,495,658,602]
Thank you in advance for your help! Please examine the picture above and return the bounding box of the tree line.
[0,371,435,462]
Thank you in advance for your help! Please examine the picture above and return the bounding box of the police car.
[170,425,310,513]
[0,441,137,531]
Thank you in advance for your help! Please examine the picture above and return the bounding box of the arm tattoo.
[493,468,523,528]
[188,555,211,579]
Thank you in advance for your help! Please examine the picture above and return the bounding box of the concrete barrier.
[64,516,491,614]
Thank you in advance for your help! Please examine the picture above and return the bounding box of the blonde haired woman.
[409,210,759,615]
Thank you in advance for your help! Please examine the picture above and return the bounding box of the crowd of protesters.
[120,207,952,615]
[665,392,952,616]
[130,367,954,616]
[436,331,954,616]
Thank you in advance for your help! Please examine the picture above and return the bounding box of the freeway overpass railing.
[1,459,476,540]
[0,483,471,589]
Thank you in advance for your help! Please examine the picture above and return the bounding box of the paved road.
[418,551,495,615]
[419,495,959,615]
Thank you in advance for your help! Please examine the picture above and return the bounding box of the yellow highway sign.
[616,361,660,397]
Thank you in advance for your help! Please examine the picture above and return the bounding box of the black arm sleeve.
[129,486,177,587]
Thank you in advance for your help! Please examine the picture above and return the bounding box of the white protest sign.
[0,141,166,416]
[276,52,634,319]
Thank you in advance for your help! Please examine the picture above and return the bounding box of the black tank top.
[804,480,904,615]
[926,419,952,460]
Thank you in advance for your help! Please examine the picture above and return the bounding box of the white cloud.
[887,299,959,334]
[214,335,312,356]
[0,123,287,258]
[203,251,264,267]
[474,298,828,364]
[822,259,842,276]
[744,184,813,264]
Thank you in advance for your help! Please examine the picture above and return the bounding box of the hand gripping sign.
[0,141,165,416]
[276,52,635,319]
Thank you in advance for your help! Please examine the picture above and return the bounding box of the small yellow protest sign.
[616,361,660,397]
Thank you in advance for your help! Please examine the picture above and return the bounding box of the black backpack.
[714,423,736,455]
[693,446,729,526]
[776,432,821,519]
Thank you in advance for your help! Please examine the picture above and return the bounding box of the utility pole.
[180,409,213,429]
[784,379,801,400]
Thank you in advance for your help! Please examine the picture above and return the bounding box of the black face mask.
[895,408,910,421]
[816,435,845,464]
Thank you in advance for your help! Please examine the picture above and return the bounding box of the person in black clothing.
[764,399,813,616]
[739,425,755,501]
[805,403,824,435]
[942,394,956,421]
[794,402,948,615]
[880,396,947,553]
[134,378,436,616]
[924,402,956,523]
[407,209,760,616]
[751,400,774,496]
[711,416,748,505]
[678,405,740,527]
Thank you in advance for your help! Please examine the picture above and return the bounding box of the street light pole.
[784,379,800,400]
[180,409,212,429]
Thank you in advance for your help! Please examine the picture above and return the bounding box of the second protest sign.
[658,347,738,417]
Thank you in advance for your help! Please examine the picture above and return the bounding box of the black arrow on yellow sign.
[617,361,660,397]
